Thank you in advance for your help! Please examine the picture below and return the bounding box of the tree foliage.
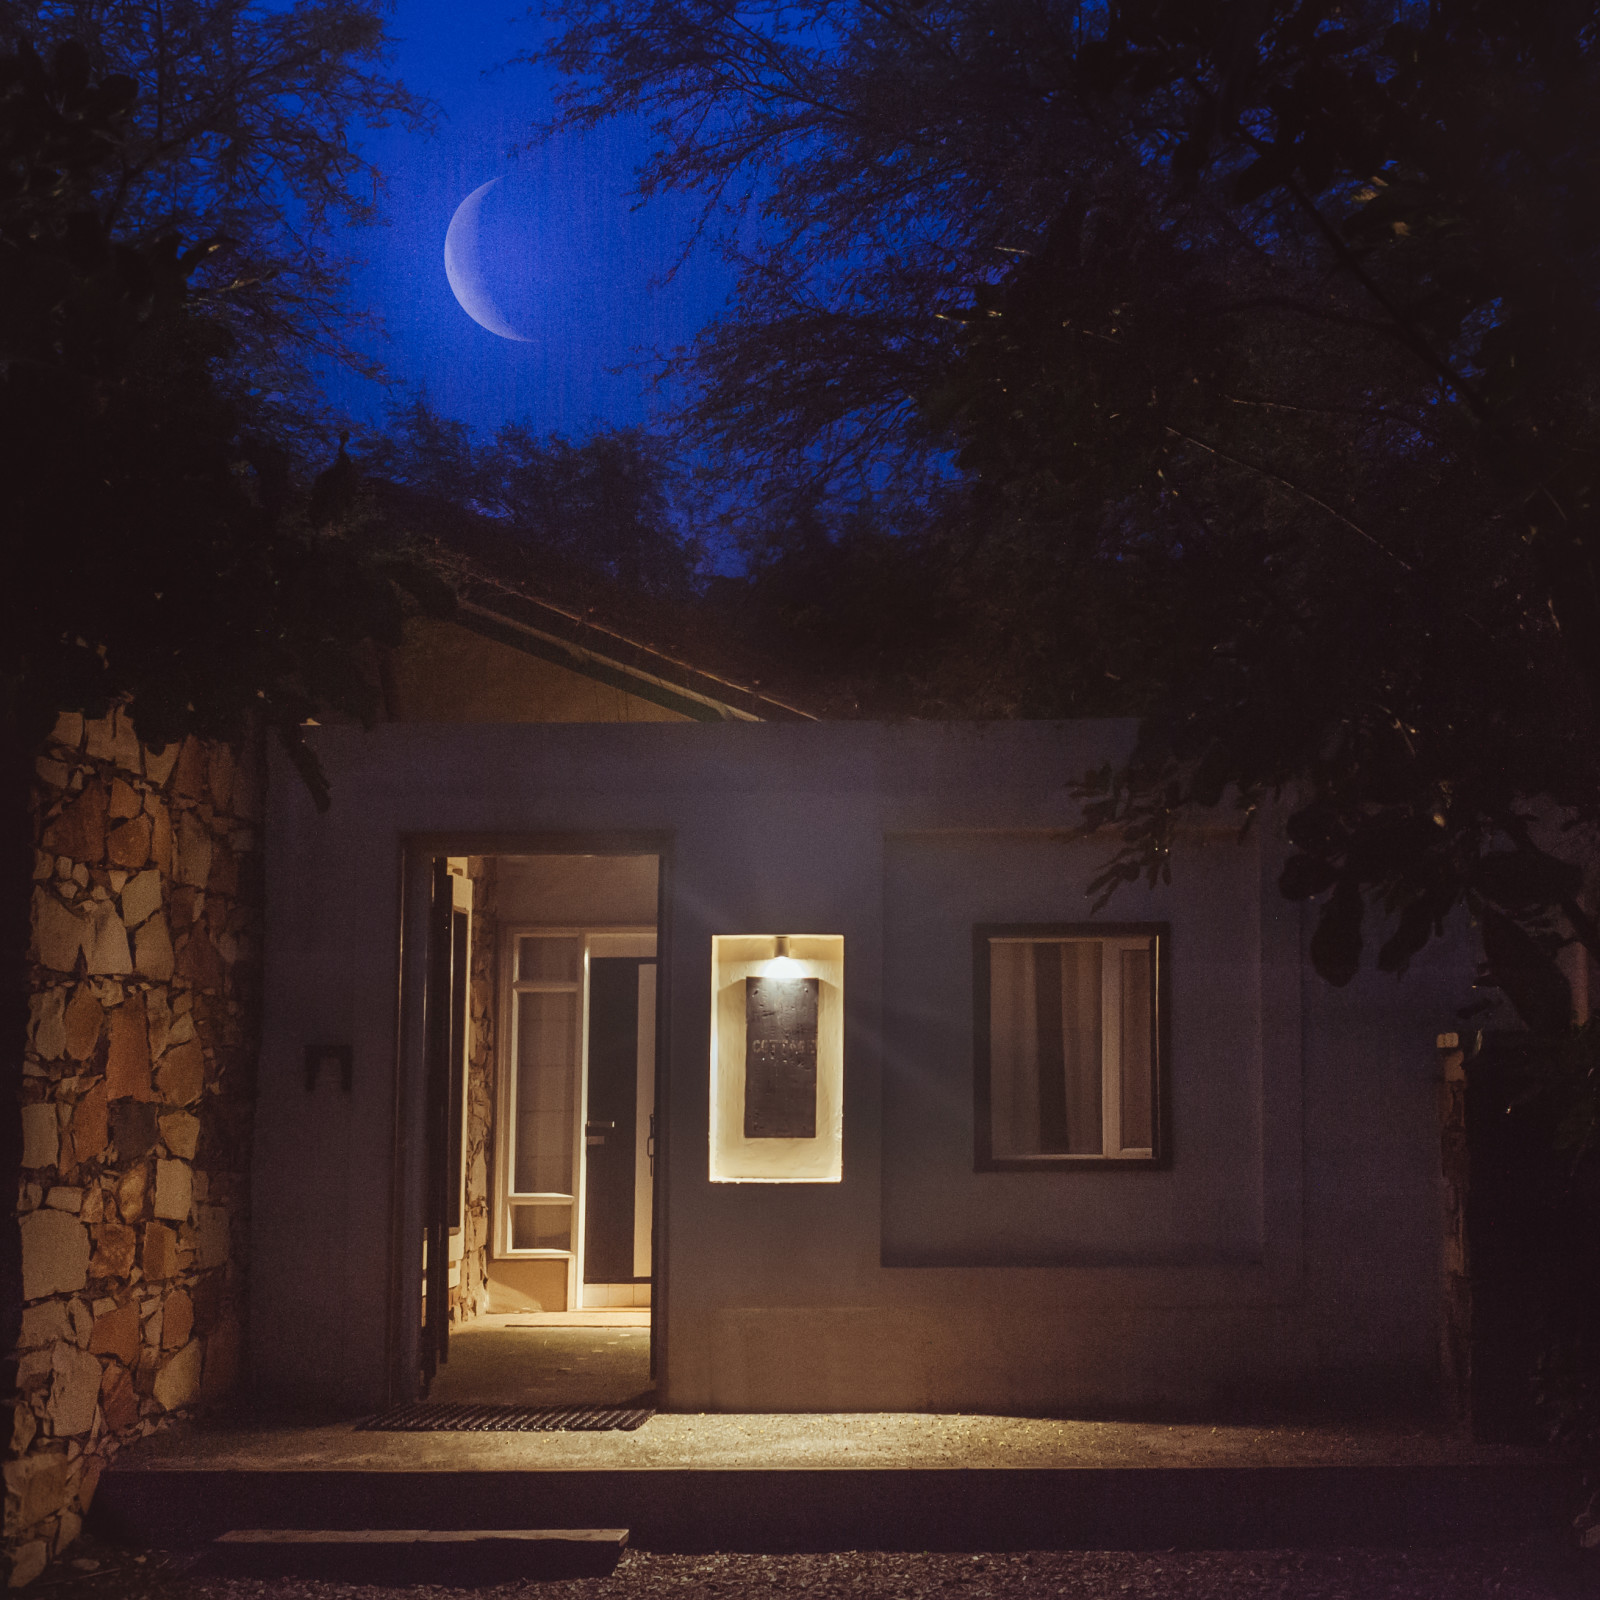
[534,0,1600,1039]
[0,0,432,443]
[1,35,449,789]
[364,394,704,599]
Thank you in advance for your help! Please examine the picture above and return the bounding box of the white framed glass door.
[494,926,656,1310]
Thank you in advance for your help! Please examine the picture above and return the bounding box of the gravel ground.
[24,1538,1599,1600]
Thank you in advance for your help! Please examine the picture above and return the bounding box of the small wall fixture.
[765,934,804,981]
[304,1044,353,1093]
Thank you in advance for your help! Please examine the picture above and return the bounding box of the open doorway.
[418,851,659,1408]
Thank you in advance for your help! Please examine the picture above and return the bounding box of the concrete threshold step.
[94,1463,1584,1552]
[204,1528,627,1583]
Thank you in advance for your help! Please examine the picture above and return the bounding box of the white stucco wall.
[253,721,1463,1415]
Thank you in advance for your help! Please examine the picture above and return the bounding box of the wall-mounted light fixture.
[765,933,804,981]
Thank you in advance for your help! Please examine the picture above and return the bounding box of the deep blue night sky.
[321,3,730,438]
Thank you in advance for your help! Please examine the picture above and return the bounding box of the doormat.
[357,1403,655,1433]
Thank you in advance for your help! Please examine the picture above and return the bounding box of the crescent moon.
[444,179,530,342]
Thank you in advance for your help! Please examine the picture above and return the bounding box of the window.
[974,924,1168,1169]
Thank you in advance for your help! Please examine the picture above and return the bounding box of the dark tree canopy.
[0,0,433,446]
[363,395,704,601]
[0,36,448,786]
[534,0,1600,1043]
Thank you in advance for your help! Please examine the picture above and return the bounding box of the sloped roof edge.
[453,578,818,725]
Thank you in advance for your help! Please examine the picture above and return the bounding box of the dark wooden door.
[584,958,649,1283]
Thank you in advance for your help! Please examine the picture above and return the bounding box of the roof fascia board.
[455,603,761,724]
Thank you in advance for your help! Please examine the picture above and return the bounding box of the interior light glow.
[765,934,803,980]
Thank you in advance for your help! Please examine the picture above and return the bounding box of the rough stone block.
[6,1540,49,1588]
[155,1039,203,1106]
[193,1206,231,1270]
[107,814,152,872]
[50,711,84,750]
[108,778,142,820]
[54,1509,82,1556]
[87,1303,139,1367]
[143,739,178,788]
[42,781,107,863]
[170,737,207,799]
[89,1222,136,1280]
[105,997,151,1101]
[21,1104,58,1170]
[19,1303,72,1349]
[2,1452,67,1535]
[98,1365,139,1433]
[166,1004,194,1046]
[162,1290,194,1350]
[85,903,133,976]
[77,1457,104,1515]
[85,710,140,770]
[10,1402,37,1457]
[33,892,89,974]
[141,1224,177,1281]
[152,1340,203,1412]
[21,1210,89,1300]
[16,1350,52,1387]
[176,924,224,991]
[142,990,172,1057]
[115,1165,147,1223]
[48,1346,102,1437]
[30,989,67,1060]
[44,1188,82,1213]
[62,988,102,1062]
[147,798,172,877]
[133,913,174,981]
[67,1083,107,1168]
[152,1161,192,1223]
[108,1100,158,1163]
[157,1111,199,1161]
[120,870,161,930]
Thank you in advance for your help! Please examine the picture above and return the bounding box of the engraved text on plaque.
[744,976,819,1138]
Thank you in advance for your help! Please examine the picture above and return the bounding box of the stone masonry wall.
[454,856,498,1324]
[5,710,260,1587]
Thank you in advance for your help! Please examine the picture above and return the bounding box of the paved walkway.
[116,1319,1541,1475]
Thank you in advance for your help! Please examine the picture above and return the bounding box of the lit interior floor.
[427,1318,652,1408]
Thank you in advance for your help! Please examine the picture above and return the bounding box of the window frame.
[973,922,1172,1173]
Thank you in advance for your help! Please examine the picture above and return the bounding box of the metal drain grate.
[357,1402,654,1433]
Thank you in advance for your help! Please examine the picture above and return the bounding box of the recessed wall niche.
[709,934,844,1182]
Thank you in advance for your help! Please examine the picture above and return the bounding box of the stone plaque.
[744,976,819,1139]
